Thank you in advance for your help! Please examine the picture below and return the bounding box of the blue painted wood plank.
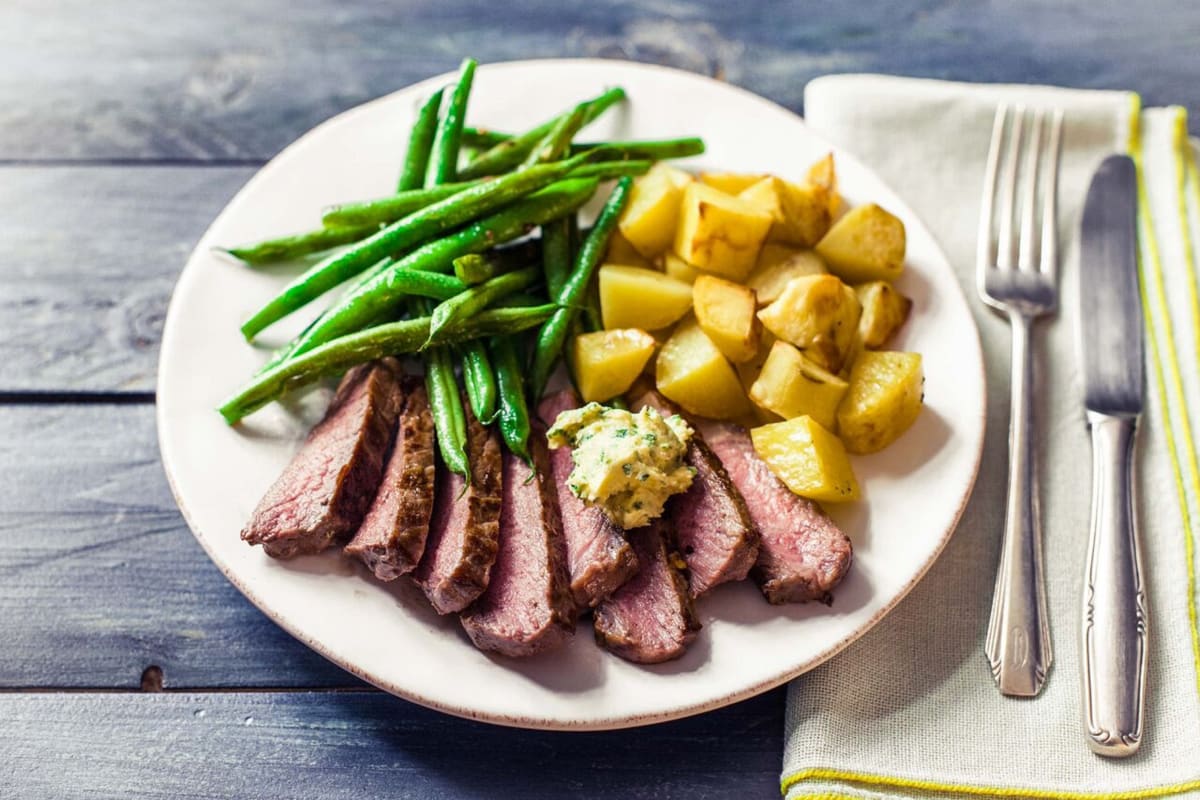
[0,403,359,688]
[0,689,785,799]
[0,166,255,393]
[0,0,1195,161]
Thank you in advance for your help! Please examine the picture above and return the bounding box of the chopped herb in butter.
[546,402,695,529]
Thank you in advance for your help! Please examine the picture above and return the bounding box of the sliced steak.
[413,406,503,614]
[537,390,638,608]
[242,359,402,559]
[344,375,437,580]
[629,390,760,597]
[460,436,575,657]
[695,419,852,604]
[593,518,701,664]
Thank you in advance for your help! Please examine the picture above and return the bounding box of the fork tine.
[996,107,1025,270]
[977,105,1008,279]
[1039,110,1065,276]
[1017,110,1044,271]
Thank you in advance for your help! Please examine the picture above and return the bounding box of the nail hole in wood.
[140,665,163,692]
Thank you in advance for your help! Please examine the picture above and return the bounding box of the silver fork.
[979,105,1065,697]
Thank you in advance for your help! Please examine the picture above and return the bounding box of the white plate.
[158,59,985,730]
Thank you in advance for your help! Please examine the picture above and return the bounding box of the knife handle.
[985,313,1053,696]
[1082,412,1147,757]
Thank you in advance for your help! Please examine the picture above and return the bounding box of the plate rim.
[156,57,987,731]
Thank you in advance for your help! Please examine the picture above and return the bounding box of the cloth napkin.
[783,75,1200,799]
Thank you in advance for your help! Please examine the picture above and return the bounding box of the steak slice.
[413,406,503,614]
[242,359,403,559]
[537,390,638,608]
[593,518,701,664]
[629,390,760,597]
[344,375,437,580]
[460,435,575,657]
[695,419,852,604]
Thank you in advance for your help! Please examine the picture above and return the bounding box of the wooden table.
[3,2,1196,797]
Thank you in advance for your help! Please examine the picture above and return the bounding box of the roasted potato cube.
[749,341,848,430]
[572,328,658,403]
[856,281,913,349]
[757,274,861,373]
[737,176,832,247]
[656,317,750,419]
[746,244,828,305]
[837,351,924,454]
[605,230,655,270]
[751,416,859,503]
[674,183,773,281]
[663,253,704,284]
[692,275,761,363]
[599,264,693,331]
[815,203,906,283]
[806,153,841,217]
[700,172,767,196]
[618,163,693,258]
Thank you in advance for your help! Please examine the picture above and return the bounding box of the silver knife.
[1078,154,1147,757]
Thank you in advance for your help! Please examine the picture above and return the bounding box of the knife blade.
[1080,155,1143,415]
[1077,153,1147,758]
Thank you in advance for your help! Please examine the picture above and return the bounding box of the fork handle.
[985,312,1053,696]
[1081,412,1146,756]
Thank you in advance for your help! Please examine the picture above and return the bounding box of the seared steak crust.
[695,419,852,604]
[413,406,503,614]
[629,390,760,597]
[344,375,437,580]
[242,359,402,559]
[460,435,576,657]
[593,518,700,664]
[537,390,637,608]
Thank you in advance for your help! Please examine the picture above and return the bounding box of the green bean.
[414,296,468,475]
[322,180,476,228]
[489,336,532,462]
[425,345,469,475]
[224,225,378,265]
[398,88,444,191]
[459,133,706,168]
[461,128,510,149]
[453,254,498,285]
[460,340,498,423]
[426,58,476,186]
[426,266,541,344]
[255,264,463,376]
[541,218,572,300]
[571,137,704,161]
[240,155,600,341]
[218,304,556,424]
[281,177,598,360]
[529,176,633,400]
[322,160,648,230]
[522,102,588,168]
[458,87,626,179]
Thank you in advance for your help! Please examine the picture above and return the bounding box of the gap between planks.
[0,391,156,405]
[0,158,267,168]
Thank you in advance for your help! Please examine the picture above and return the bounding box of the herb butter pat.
[546,403,695,529]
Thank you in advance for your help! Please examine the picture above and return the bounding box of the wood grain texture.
[1,0,1196,162]
[0,689,785,799]
[0,403,357,688]
[0,166,254,393]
